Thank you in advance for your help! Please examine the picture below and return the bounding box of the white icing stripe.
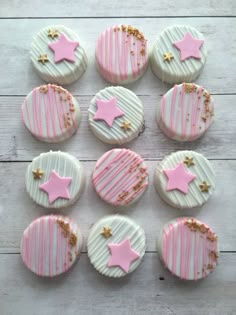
[26,151,85,208]
[151,25,207,84]
[31,25,88,85]
[88,86,144,144]
[21,215,83,277]
[87,215,146,278]
[92,149,148,206]
[155,151,215,209]
[22,85,80,143]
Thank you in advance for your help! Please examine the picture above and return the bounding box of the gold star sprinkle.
[32,168,44,179]
[48,29,59,39]
[199,181,210,193]
[120,121,132,131]
[38,54,49,65]
[163,52,174,62]
[183,156,195,167]
[101,227,112,239]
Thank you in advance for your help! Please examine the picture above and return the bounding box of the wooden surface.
[1,1,236,314]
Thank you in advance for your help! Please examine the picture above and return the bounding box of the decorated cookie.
[87,215,146,277]
[25,151,85,209]
[96,25,148,84]
[157,217,219,280]
[21,84,81,143]
[21,215,83,277]
[155,151,215,209]
[157,83,214,142]
[31,25,88,85]
[88,86,144,144]
[92,149,148,206]
[150,25,207,84]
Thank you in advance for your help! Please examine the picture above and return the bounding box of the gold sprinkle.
[183,156,195,167]
[39,85,48,94]
[38,54,49,65]
[184,83,196,93]
[163,52,174,62]
[32,168,44,179]
[120,121,132,131]
[48,29,59,39]
[199,181,210,193]
[140,48,146,56]
[101,227,112,239]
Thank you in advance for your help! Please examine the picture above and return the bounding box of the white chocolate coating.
[157,217,219,280]
[155,151,215,209]
[21,84,81,143]
[87,215,146,278]
[150,25,207,84]
[88,86,144,144]
[157,83,214,142]
[25,151,85,209]
[31,25,88,85]
[21,215,83,277]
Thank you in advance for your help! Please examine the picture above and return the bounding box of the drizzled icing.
[88,86,144,144]
[155,150,215,209]
[92,149,148,206]
[21,215,83,277]
[96,25,148,84]
[158,217,219,280]
[21,84,80,143]
[87,215,146,278]
[158,83,214,142]
[150,25,207,84]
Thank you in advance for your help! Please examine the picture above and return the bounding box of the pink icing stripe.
[180,85,187,140]
[169,85,178,137]
[105,28,110,81]
[109,27,113,83]
[40,218,44,276]
[95,149,114,169]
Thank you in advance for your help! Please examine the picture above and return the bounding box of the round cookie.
[22,84,81,143]
[21,215,83,277]
[25,151,85,209]
[96,25,148,84]
[88,86,144,144]
[157,217,219,280]
[155,151,215,209]
[92,149,149,206]
[150,25,207,84]
[87,215,146,278]
[157,83,214,142]
[31,25,88,85]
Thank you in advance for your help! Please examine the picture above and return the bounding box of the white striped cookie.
[92,149,149,207]
[150,25,207,84]
[87,215,146,278]
[21,215,83,277]
[25,151,85,209]
[88,86,144,144]
[96,25,148,84]
[22,84,81,143]
[157,217,219,280]
[31,25,88,85]
[155,151,215,209]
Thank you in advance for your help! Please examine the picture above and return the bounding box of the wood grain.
[0,253,235,315]
[0,160,234,253]
[1,0,235,17]
[0,18,235,95]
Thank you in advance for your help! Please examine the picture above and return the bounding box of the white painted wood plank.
[0,160,234,253]
[0,95,235,161]
[0,18,235,95]
[0,253,235,315]
[1,0,235,17]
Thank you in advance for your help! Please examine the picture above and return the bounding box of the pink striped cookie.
[96,25,148,84]
[157,83,214,142]
[92,149,149,206]
[21,215,83,277]
[21,84,81,143]
[157,217,219,280]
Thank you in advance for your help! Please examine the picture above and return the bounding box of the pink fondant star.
[93,97,124,127]
[107,238,140,273]
[48,33,79,63]
[163,162,196,194]
[39,170,72,204]
[173,32,204,61]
